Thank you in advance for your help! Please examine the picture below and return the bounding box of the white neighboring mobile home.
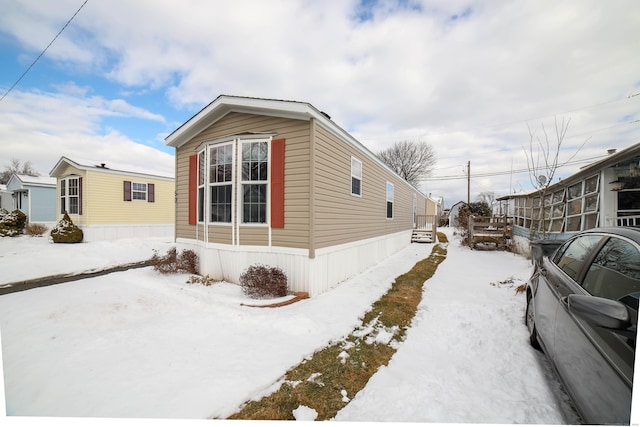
[498,142,640,255]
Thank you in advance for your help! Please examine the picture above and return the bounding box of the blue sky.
[1,0,639,206]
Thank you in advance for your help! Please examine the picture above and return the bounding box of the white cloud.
[0,0,639,205]
[0,89,173,177]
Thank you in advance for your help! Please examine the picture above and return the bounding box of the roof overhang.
[165,95,328,148]
[497,141,640,200]
[7,173,56,188]
[164,94,429,197]
[49,156,174,181]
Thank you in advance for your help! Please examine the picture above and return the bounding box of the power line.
[428,116,640,171]
[0,0,89,103]
[425,154,608,181]
[360,95,640,143]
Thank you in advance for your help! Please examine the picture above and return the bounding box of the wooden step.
[411,230,433,243]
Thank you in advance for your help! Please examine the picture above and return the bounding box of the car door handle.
[540,267,547,276]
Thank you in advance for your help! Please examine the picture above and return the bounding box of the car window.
[582,237,640,301]
[554,235,603,281]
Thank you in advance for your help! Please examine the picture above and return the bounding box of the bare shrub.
[177,249,199,274]
[26,223,48,236]
[187,275,220,286]
[151,247,178,274]
[239,264,288,299]
[151,248,199,274]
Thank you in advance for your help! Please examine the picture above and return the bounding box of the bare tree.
[476,191,497,212]
[378,141,436,188]
[522,117,589,238]
[0,158,39,184]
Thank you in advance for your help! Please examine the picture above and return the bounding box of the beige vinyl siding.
[312,122,417,249]
[271,123,311,249]
[174,112,311,247]
[207,225,232,244]
[425,199,437,215]
[82,171,174,225]
[238,226,269,246]
[175,151,191,239]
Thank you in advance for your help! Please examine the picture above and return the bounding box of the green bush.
[0,209,27,237]
[50,212,83,243]
[239,264,288,299]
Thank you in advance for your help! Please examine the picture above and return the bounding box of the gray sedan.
[526,227,639,424]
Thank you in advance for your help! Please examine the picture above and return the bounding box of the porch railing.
[415,214,437,230]
[413,214,437,243]
[615,215,640,227]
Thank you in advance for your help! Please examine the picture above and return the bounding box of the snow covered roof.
[49,157,174,181]
[8,174,56,187]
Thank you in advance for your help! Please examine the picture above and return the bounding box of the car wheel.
[526,294,541,350]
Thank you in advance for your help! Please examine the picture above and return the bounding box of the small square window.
[132,182,147,201]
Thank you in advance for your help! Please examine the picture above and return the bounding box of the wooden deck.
[468,216,510,249]
[412,215,437,243]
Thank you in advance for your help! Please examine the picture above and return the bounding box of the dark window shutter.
[124,181,132,201]
[148,183,155,203]
[188,155,198,225]
[270,138,285,228]
[78,177,83,215]
[60,181,65,214]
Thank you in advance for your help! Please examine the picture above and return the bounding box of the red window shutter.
[124,181,132,201]
[78,177,83,215]
[188,154,198,225]
[148,183,155,203]
[270,138,285,228]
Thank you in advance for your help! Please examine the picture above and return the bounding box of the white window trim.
[208,141,235,225]
[351,157,362,197]
[197,149,206,224]
[386,181,394,219]
[131,181,148,201]
[196,137,273,250]
[60,176,80,215]
[239,138,270,227]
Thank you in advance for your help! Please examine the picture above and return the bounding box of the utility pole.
[467,160,470,205]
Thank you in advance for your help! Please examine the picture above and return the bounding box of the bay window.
[209,144,233,223]
[60,176,80,215]
[241,141,268,224]
[195,137,271,226]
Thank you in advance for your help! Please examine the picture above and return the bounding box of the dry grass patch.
[228,232,448,420]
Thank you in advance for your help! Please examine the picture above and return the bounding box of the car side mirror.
[566,294,632,330]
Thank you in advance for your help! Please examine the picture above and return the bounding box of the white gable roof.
[165,94,428,197]
[165,95,333,148]
[7,174,56,188]
[49,157,174,181]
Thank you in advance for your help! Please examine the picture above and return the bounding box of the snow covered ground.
[0,235,175,284]
[0,229,588,425]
